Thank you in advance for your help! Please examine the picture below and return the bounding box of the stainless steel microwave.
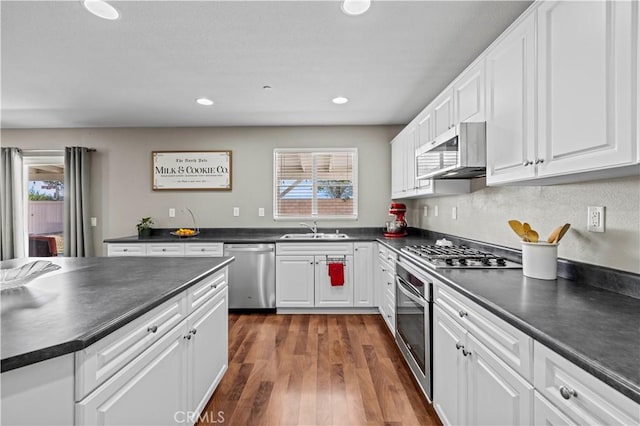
[415,122,486,179]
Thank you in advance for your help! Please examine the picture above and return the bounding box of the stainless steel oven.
[395,258,433,401]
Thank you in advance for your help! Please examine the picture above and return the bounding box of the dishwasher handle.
[224,247,274,253]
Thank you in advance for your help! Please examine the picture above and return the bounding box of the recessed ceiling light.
[196,97,214,106]
[332,96,349,105]
[341,0,371,16]
[83,0,120,20]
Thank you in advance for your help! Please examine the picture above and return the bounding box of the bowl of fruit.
[170,228,199,238]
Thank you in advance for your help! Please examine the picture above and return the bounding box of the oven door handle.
[396,277,427,307]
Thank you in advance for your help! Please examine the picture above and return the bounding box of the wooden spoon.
[508,220,525,239]
[546,225,563,243]
[554,223,571,243]
[526,229,539,243]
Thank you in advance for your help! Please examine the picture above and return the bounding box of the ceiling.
[1,0,531,129]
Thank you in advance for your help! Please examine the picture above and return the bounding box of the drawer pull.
[559,386,577,400]
[147,325,158,333]
[123,248,128,252]
[184,334,192,340]
[211,283,219,289]
[462,349,471,357]
[190,328,197,335]
[455,342,463,350]
[458,310,468,318]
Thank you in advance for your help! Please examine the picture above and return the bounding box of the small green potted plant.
[136,217,154,238]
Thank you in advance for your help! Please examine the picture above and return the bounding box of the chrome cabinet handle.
[184,334,192,340]
[559,386,577,400]
[190,329,197,335]
[455,342,463,350]
[458,310,468,318]
[462,349,471,357]
[147,325,158,333]
[162,248,166,252]
[123,248,128,252]
[523,160,533,167]
[211,283,219,289]
[201,248,206,252]
[535,158,544,164]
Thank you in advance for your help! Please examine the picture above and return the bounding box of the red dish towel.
[328,262,344,286]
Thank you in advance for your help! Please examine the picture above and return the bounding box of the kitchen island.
[1,256,233,425]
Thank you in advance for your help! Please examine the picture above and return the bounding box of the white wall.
[407,176,640,274]
[4,126,399,255]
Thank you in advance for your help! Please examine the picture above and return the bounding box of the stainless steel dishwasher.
[223,243,276,310]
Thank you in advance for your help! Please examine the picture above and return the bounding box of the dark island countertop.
[104,228,640,403]
[1,256,233,372]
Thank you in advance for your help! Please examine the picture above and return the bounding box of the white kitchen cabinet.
[433,88,455,139]
[75,268,229,426]
[75,322,189,426]
[535,0,637,178]
[187,287,228,417]
[485,11,537,185]
[375,244,397,333]
[417,107,434,149]
[146,243,185,257]
[391,133,407,198]
[275,255,316,308]
[184,243,224,257]
[107,243,147,256]
[314,256,354,307]
[353,242,375,307]
[454,59,485,124]
[534,342,640,426]
[433,305,534,426]
[533,390,575,426]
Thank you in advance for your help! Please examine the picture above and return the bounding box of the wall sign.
[152,151,232,190]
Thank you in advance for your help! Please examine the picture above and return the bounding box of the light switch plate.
[452,207,457,220]
[434,206,439,217]
[423,206,428,217]
[233,207,240,217]
[90,217,97,227]
[169,208,175,218]
[258,208,265,217]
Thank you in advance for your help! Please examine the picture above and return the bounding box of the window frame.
[273,148,358,221]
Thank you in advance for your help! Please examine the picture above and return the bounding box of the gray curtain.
[64,147,93,257]
[0,147,25,260]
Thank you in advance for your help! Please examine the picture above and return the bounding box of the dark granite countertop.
[1,256,233,372]
[103,227,640,403]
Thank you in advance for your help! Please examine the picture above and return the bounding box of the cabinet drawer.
[107,244,146,256]
[434,283,533,381]
[187,269,227,314]
[384,270,396,300]
[146,243,185,256]
[184,243,223,257]
[534,342,640,425]
[75,293,187,400]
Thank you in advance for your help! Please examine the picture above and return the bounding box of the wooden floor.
[198,313,442,426]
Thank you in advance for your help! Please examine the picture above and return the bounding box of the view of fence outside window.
[26,161,65,256]
[274,149,358,220]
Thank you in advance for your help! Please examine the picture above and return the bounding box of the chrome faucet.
[300,221,318,234]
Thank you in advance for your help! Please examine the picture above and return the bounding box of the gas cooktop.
[401,245,522,269]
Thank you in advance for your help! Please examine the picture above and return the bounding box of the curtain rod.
[22,148,97,153]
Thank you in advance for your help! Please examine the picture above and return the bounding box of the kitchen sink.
[280,233,349,240]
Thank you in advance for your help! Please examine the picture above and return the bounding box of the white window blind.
[273,148,358,220]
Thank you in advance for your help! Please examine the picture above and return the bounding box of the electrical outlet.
[233,207,240,217]
[587,206,605,232]
[169,208,175,218]
[90,217,97,227]
[423,206,428,217]
[434,206,439,217]
[452,207,457,220]
[258,208,265,217]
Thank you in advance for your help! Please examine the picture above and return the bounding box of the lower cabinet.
[433,305,534,426]
[375,243,396,334]
[275,254,354,308]
[76,270,228,426]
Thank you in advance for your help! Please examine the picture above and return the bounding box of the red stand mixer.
[384,202,408,238]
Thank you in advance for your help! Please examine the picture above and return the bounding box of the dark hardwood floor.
[198,313,442,426]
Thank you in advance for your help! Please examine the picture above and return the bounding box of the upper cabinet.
[485,13,537,184]
[536,0,637,177]
[454,59,486,124]
[433,88,455,140]
[487,0,639,185]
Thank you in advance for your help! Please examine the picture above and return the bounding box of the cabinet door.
[466,334,534,426]
[187,287,228,418]
[537,1,636,176]
[433,88,455,139]
[146,244,185,257]
[454,59,486,124]
[390,135,406,197]
[534,391,574,426]
[275,255,315,307]
[433,306,466,426]
[486,12,537,185]
[353,243,375,307]
[76,323,188,426]
[404,125,418,194]
[417,108,434,148]
[315,256,354,307]
[107,244,146,257]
